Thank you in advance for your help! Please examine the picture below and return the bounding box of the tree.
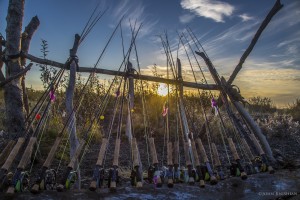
[2,0,40,138]
[4,0,26,138]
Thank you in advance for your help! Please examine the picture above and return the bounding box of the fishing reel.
[166,166,174,188]
[153,170,162,187]
[244,162,256,175]
[108,167,118,189]
[147,165,155,183]
[89,167,105,191]
[229,162,247,180]
[254,156,266,172]
[97,168,105,188]
[200,166,210,181]
[0,171,13,191]
[65,170,78,190]
[42,169,56,190]
[179,167,189,183]
[173,166,180,183]
[229,162,241,177]
[215,166,225,180]
[130,168,137,186]
[15,171,30,192]
[188,168,196,185]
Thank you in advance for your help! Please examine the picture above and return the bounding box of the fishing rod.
[89,79,122,191]
[178,32,221,185]
[181,58,216,185]
[0,68,63,166]
[110,24,143,191]
[191,39,248,180]
[126,21,144,189]
[0,69,64,191]
[29,13,115,194]
[89,21,137,191]
[56,76,114,192]
[161,33,200,186]
[55,23,142,192]
[180,32,228,181]
[5,69,64,194]
[109,75,127,191]
[184,28,249,179]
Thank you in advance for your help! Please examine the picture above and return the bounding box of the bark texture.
[4,0,25,138]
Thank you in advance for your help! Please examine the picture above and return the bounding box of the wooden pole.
[20,52,219,90]
[227,0,283,85]
[196,51,275,162]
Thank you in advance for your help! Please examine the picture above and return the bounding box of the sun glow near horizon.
[157,83,171,96]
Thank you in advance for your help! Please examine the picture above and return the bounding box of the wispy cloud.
[112,0,158,37]
[277,36,300,48]
[179,13,195,24]
[201,20,260,57]
[238,14,254,22]
[180,0,234,23]
[265,1,300,33]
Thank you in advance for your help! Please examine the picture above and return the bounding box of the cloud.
[180,0,234,23]
[179,13,195,24]
[265,1,300,33]
[277,36,300,48]
[112,0,158,37]
[200,20,260,57]
[238,14,254,22]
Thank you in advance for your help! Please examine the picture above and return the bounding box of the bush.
[286,98,300,122]
[257,114,300,138]
[247,96,277,113]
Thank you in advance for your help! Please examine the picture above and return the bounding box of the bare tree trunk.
[4,0,25,138]
[20,16,40,117]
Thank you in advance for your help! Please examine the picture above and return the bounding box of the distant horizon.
[23,68,298,109]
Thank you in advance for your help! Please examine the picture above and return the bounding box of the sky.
[0,0,299,107]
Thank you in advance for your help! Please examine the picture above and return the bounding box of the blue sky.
[0,0,299,106]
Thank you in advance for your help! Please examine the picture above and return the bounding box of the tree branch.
[227,0,283,85]
[0,63,32,88]
[21,15,40,66]
[21,15,40,117]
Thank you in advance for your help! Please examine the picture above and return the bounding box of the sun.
[157,83,171,96]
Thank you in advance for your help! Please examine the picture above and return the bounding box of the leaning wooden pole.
[196,52,275,162]
[227,0,284,85]
[233,101,275,162]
